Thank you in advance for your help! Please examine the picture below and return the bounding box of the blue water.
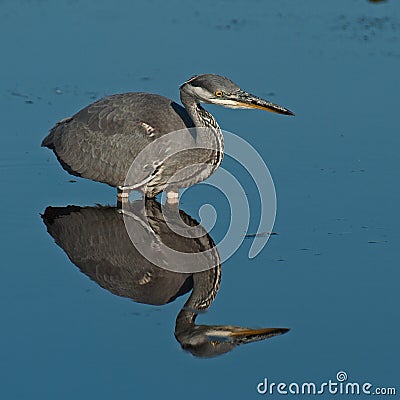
[1,0,399,398]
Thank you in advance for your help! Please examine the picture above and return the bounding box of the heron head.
[180,74,294,116]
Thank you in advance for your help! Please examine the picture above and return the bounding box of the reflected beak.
[206,326,290,343]
[227,90,294,116]
[228,327,290,340]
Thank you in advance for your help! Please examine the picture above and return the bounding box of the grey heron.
[41,74,293,201]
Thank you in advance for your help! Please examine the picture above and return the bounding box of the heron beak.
[228,327,290,339]
[229,91,295,116]
[206,326,289,342]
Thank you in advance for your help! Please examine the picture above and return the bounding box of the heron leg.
[166,190,179,204]
[117,187,130,199]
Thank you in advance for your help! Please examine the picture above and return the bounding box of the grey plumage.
[42,74,293,198]
[42,94,195,190]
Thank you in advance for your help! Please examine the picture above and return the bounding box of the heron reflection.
[42,199,288,357]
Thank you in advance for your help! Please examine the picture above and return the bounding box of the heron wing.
[41,205,192,304]
[42,93,190,187]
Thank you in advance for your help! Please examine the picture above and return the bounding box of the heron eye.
[215,91,223,97]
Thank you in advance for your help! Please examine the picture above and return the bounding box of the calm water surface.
[1,0,399,398]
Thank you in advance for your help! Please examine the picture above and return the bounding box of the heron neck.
[180,91,220,131]
[175,266,221,328]
[180,91,224,171]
